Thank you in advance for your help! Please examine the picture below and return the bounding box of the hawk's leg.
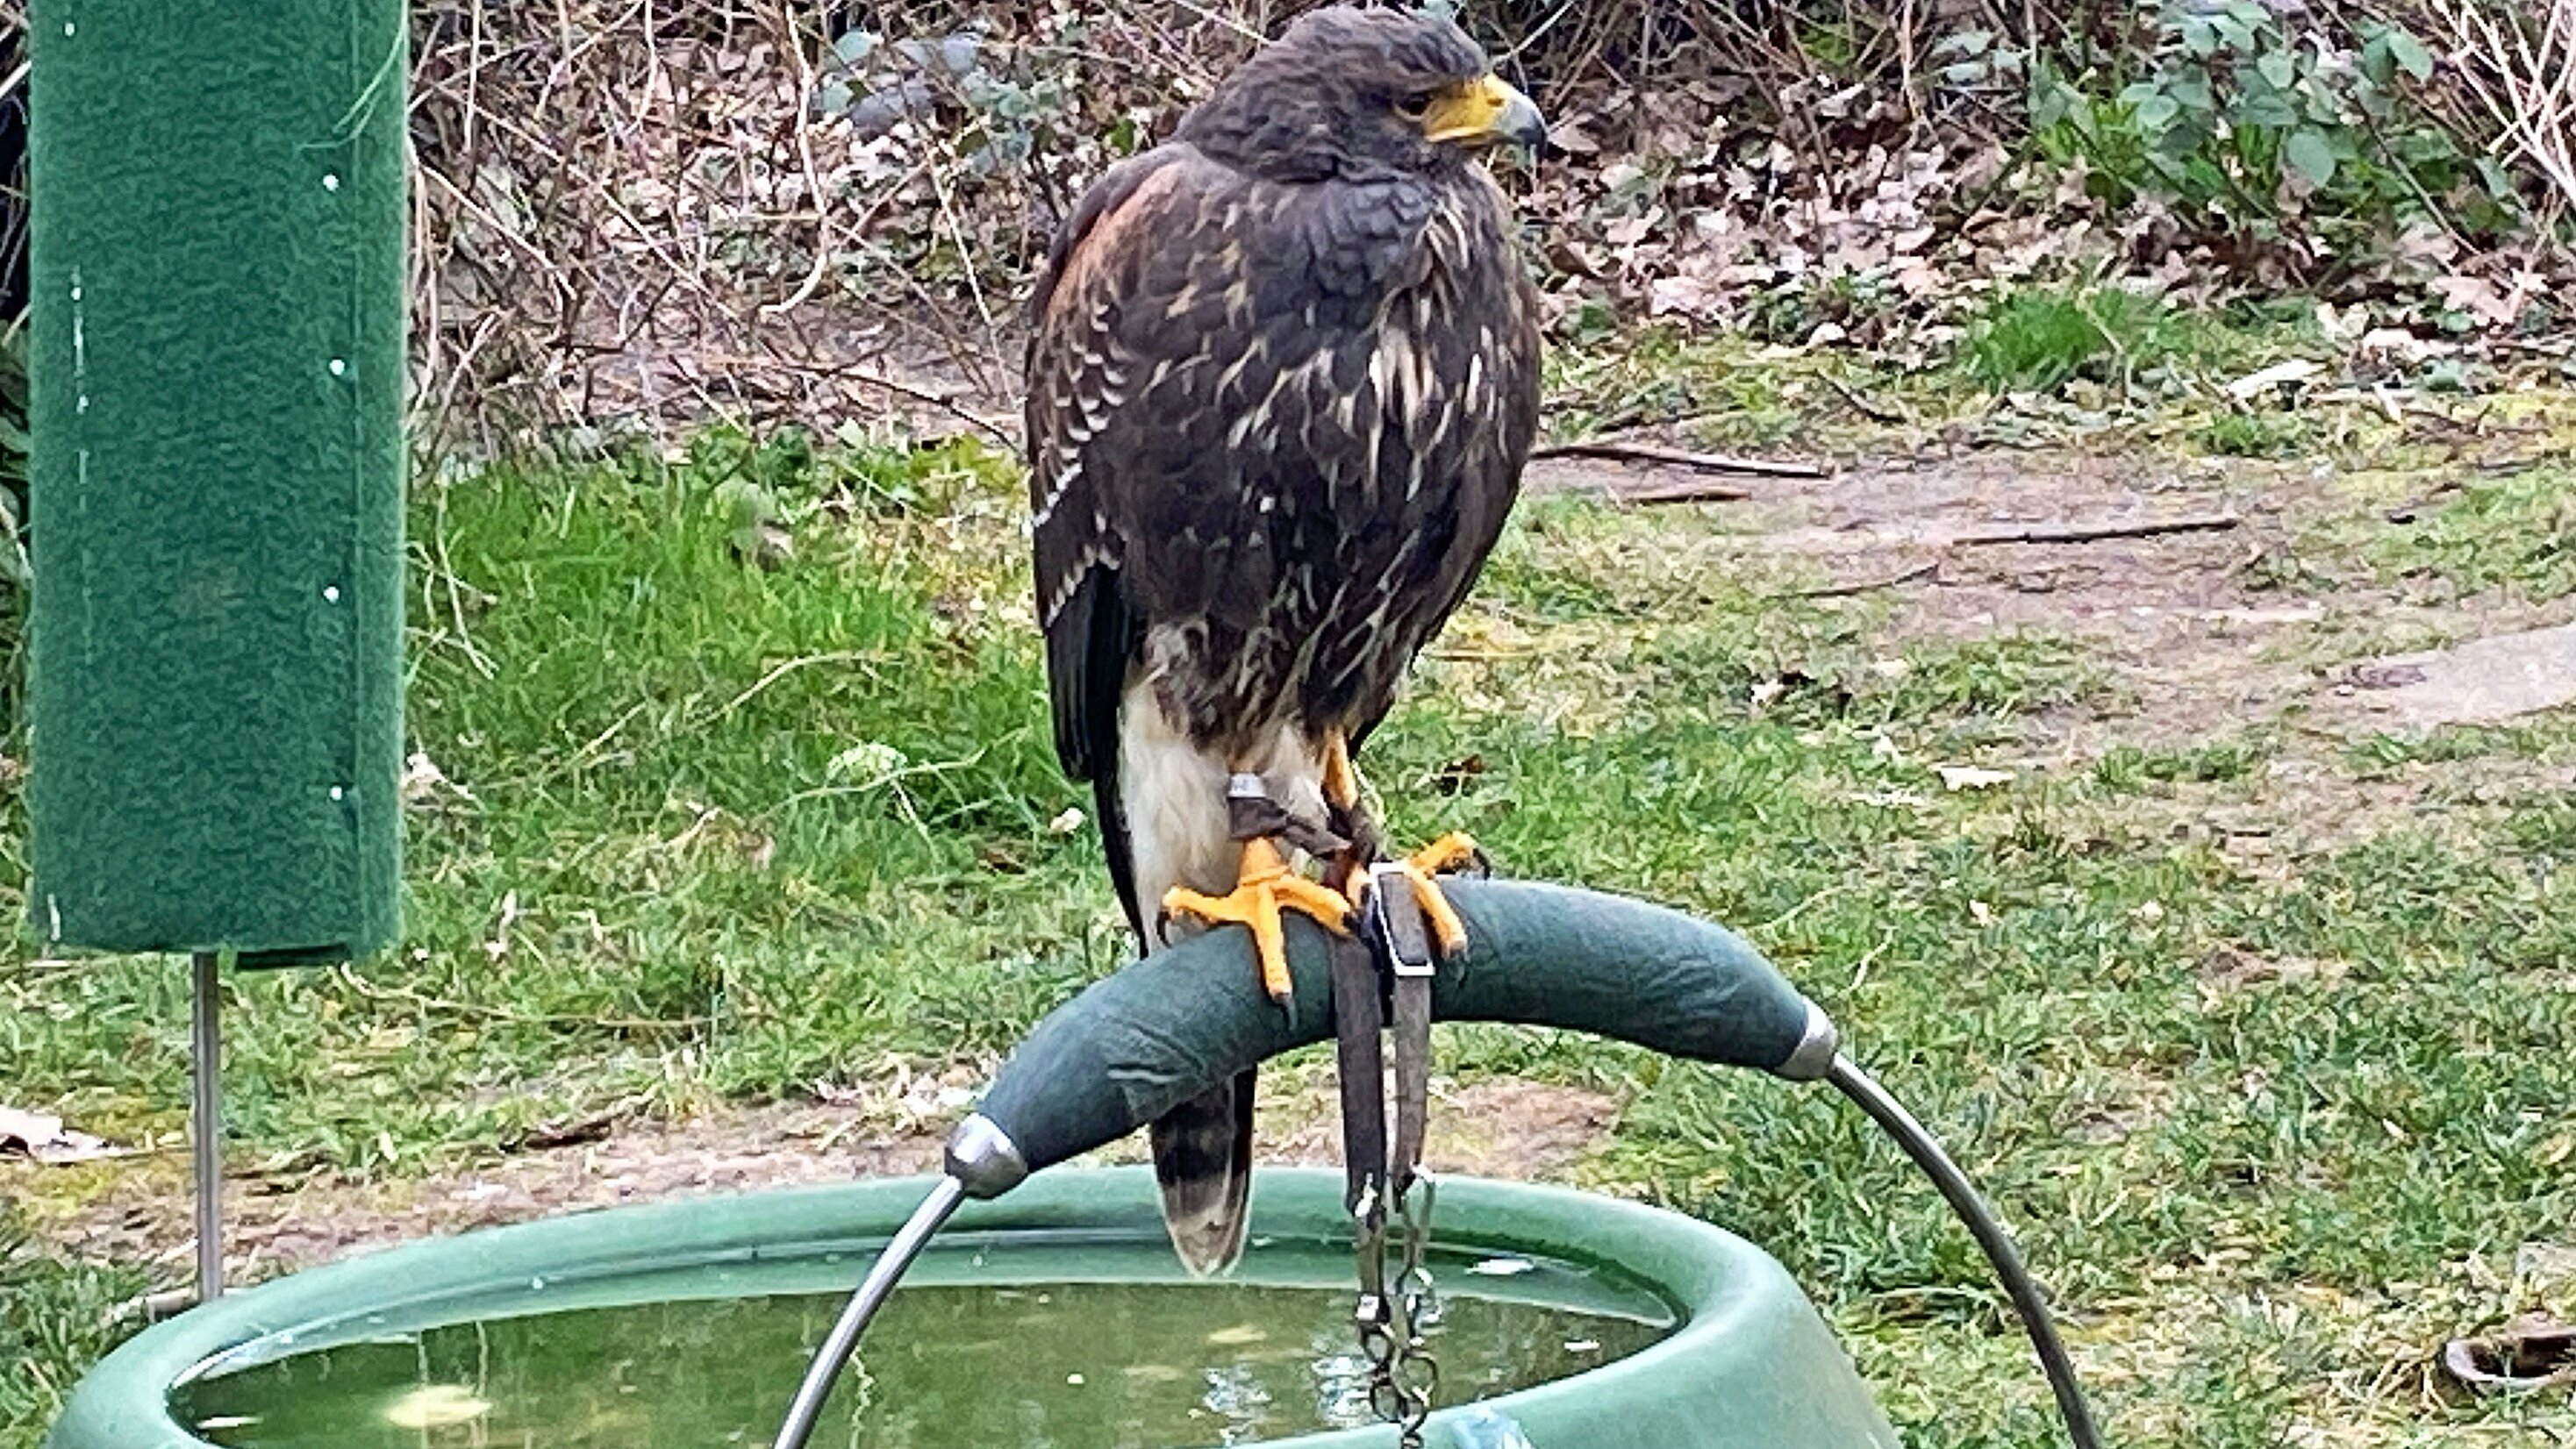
[1163,776,1355,1010]
[1320,727,1485,958]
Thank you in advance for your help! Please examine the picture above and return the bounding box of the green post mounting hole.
[50,1170,1902,1449]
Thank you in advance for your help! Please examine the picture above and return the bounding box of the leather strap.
[1360,862,1438,1201]
[1329,928,1389,1222]
[1370,863,1437,1200]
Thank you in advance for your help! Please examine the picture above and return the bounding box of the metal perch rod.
[190,953,224,1303]
[771,1175,967,1449]
[1828,1056,2102,1449]
[772,877,2102,1449]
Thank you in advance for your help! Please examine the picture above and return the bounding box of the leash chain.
[1354,1174,1441,1445]
[1349,860,1445,1447]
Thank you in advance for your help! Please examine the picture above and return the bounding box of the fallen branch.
[691,354,1020,454]
[1605,476,1758,504]
[1779,560,1941,598]
[2386,481,2465,523]
[1949,513,2242,546]
[1565,403,1734,439]
[1821,373,1908,425]
[1531,439,1829,478]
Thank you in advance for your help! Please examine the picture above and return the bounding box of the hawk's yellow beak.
[1420,74,1546,150]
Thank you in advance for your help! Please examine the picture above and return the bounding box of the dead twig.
[1950,513,2243,547]
[1779,560,1941,598]
[1822,372,1908,425]
[1529,439,1829,478]
[2451,0,2576,234]
[689,353,1018,452]
[1601,477,1756,504]
[2386,480,2466,523]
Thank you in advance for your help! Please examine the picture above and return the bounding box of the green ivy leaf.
[2358,31,2397,88]
[2031,79,2079,131]
[2240,89,2300,130]
[2386,27,2434,82]
[2257,51,2295,89]
[2286,128,2337,187]
[2133,92,2181,131]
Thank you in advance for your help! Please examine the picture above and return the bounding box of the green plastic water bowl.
[47,1167,1901,1449]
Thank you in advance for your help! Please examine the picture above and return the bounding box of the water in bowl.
[172,1236,1677,1448]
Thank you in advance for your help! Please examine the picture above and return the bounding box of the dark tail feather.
[1093,767,1143,939]
[1150,1067,1256,1276]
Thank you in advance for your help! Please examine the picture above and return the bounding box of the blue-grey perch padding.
[977,879,1824,1174]
[25,1,408,962]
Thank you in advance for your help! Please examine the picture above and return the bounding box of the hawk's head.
[1176,6,1546,183]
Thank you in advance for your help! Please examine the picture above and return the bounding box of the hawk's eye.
[1396,89,1439,120]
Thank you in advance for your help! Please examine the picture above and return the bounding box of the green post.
[25,0,410,1299]
[25,2,407,960]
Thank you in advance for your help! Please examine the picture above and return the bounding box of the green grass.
[1961,286,2184,394]
[1955,284,2309,398]
[4,432,1102,1181]
[2363,470,2576,603]
[0,1206,147,1442]
[1539,289,2346,463]
[2194,406,2311,458]
[4,427,2573,1449]
[2095,734,2276,789]
[2276,461,2576,614]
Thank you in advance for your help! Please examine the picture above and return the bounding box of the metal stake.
[771,1174,967,1449]
[1828,1054,2100,1449]
[190,951,224,1303]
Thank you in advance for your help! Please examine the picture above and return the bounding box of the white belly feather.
[1116,674,1327,952]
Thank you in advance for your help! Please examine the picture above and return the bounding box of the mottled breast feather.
[1027,140,1540,784]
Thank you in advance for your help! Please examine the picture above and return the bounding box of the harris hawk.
[1026,5,1544,1274]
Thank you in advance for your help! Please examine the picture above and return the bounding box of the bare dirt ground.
[27,1074,1615,1291]
[1544,441,2576,867]
[1542,443,2576,745]
[18,442,2570,1300]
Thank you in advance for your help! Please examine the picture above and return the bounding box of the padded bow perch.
[775,879,2104,1449]
[948,878,1837,1196]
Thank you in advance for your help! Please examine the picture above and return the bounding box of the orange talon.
[1401,861,1472,959]
[1163,838,1354,1007]
[1322,727,1362,813]
[1320,728,1371,903]
[1345,832,1480,961]
[1407,832,1481,878]
[1317,728,1480,959]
